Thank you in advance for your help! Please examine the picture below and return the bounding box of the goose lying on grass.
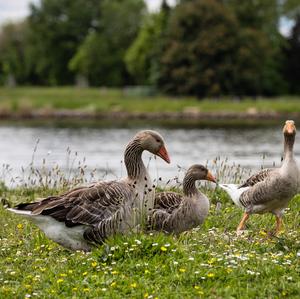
[8,130,170,251]
[219,120,299,236]
[149,164,216,233]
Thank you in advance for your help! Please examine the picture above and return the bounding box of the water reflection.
[0,125,298,186]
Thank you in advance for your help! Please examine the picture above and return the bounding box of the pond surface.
[0,125,299,186]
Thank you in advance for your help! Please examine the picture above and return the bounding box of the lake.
[0,125,298,187]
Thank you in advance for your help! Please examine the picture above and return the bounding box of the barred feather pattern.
[238,169,274,188]
[149,168,210,234]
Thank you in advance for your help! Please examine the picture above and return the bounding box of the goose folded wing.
[21,181,134,230]
[154,192,182,212]
[239,169,275,188]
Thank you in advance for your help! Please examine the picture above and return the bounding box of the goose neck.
[183,173,198,196]
[283,134,295,160]
[124,139,146,179]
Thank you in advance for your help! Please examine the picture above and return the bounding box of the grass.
[0,87,300,114]
[1,184,300,298]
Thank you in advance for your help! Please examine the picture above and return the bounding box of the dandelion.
[160,246,167,252]
[207,273,215,278]
[111,271,118,275]
[145,270,150,274]
[111,281,116,287]
[179,268,186,273]
[131,282,137,288]
[83,288,89,292]
[60,273,67,277]
[72,288,77,291]
[56,279,64,284]
[82,272,88,276]
[17,223,23,229]
[91,261,97,267]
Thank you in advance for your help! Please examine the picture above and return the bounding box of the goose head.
[283,120,296,137]
[135,130,171,163]
[187,164,216,183]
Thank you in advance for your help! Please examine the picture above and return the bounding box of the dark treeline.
[0,0,299,97]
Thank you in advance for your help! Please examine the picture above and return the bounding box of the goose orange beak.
[157,145,171,164]
[284,120,296,135]
[206,171,216,183]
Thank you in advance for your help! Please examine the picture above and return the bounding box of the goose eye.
[156,139,160,143]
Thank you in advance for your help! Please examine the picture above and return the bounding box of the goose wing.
[154,191,182,212]
[14,181,134,244]
[238,169,275,188]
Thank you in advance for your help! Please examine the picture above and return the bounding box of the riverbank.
[0,87,300,127]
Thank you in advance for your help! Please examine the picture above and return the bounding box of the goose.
[149,164,216,234]
[7,130,170,251]
[219,120,299,236]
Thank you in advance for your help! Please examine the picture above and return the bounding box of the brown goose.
[8,130,170,251]
[220,120,299,236]
[149,164,216,234]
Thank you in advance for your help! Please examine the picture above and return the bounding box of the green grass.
[1,186,300,298]
[0,87,300,114]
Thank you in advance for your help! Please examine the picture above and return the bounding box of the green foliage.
[69,0,145,86]
[125,3,170,85]
[284,15,300,94]
[0,22,30,85]
[27,0,101,85]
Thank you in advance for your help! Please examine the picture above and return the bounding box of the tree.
[284,15,300,93]
[69,0,145,86]
[0,22,30,85]
[159,0,240,97]
[125,2,170,85]
[27,0,101,85]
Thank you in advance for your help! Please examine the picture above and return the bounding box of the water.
[0,125,298,186]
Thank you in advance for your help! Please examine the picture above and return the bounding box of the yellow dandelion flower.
[208,258,216,264]
[194,286,200,289]
[17,223,23,229]
[91,261,97,267]
[145,269,150,274]
[259,230,267,236]
[60,273,67,277]
[131,282,137,288]
[198,291,204,295]
[179,268,186,273]
[160,246,167,251]
[72,288,77,292]
[111,281,116,287]
[82,272,88,276]
[207,273,215,278]
[226,268,233,273]
[83,288,89,292]
[68,270,73,274]
[40,268,46,272]
[57,279,64,284]
[111,271,118,275]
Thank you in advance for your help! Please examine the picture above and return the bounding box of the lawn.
[0,87,300,114]
[1,185,300,298]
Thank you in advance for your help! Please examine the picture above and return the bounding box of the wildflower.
[83,288,89,292]
[56,279,64,284]
[259,231,267,236]
[179,268,186,273]
[145,270,150,274]
[131,282,137,288]
[111,281,116,287]
[72,288,77,291]
[207,273,215,278]
[111,271,118,275]
[144,293,149,298]
[160,246,167,252]
[60,273,67,277]
[135,239,142,245]
[152,243,158,247]
[82,272,88,276]
[17,223,23,229]
[91,261,97,267]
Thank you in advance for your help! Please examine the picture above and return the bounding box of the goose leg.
[236,212,249,236]
[274,215,282,236]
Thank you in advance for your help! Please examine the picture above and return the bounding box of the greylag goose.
[8,130,170,251]
[219,120,299,236]
[149,164,216,234]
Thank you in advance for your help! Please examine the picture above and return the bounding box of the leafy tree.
[0,22,30,85]
[159,0,240,97]
[125,2,170,85]
[69,0,145,86]
[284,15,300,93]
[27,0,101,85]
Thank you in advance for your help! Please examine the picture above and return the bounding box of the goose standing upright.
[219,120,299,235]
[149,164,216,234]
[8,130,170,251]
